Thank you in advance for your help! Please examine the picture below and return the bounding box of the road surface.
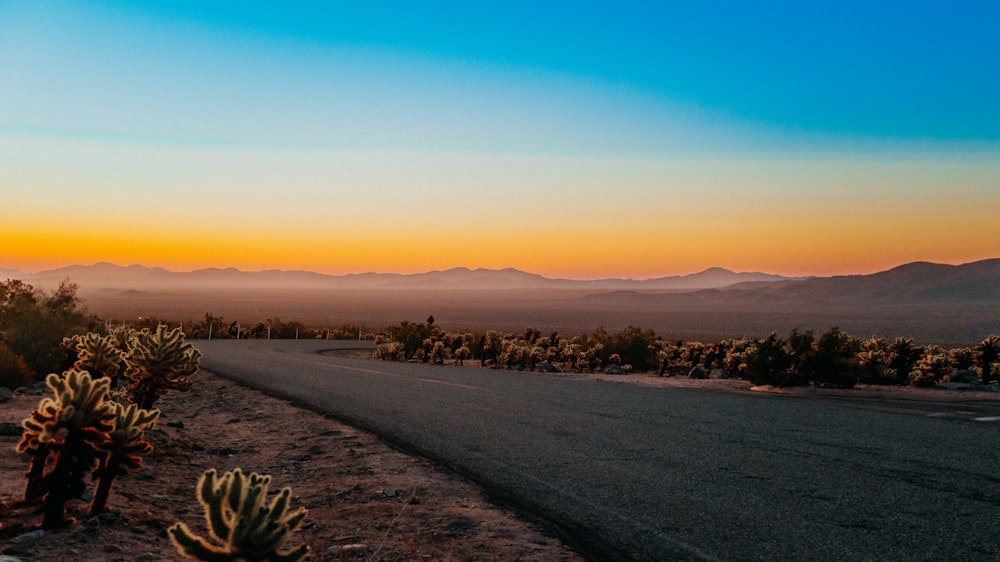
[195,339,1000,561]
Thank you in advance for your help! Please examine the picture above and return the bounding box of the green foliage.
[0,279,91,378]
[886,337,921,385]
[804,327,861,388]
[596,326,659,372]
[169,468,309,562]
[0,341,32,389]
[90,402,160,515]
[743,334,799,387]
[125,325,201,409]
[17,370,116,528]
[388,321,432,361]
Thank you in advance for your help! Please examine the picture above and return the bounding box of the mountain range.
[4,260,999,303]
[4,259,998,345]
[5,262,807,291]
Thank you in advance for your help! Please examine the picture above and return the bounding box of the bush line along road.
[198,339,1000,562]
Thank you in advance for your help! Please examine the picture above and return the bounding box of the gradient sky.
[2,1,998,279]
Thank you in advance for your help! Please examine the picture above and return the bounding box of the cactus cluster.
[169,468,309,562]
[17,370,117,527]
[125,325,201,409]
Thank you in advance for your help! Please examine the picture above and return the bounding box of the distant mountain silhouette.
[9,262,805,291]
[7,259,997,346]
[584,258,1000,306]
[725,259,1000,303]
[9,259,999,304]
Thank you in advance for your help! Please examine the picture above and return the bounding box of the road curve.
[196,340,1000,562]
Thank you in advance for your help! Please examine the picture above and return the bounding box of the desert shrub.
[387,320,432,361]
[743,334,799,386]
[0,342,32,389]
[601,326,659,372]
[807,327,861,388]
[885,337,921,385]
[975,335,1000,384]
[0,279,92,378]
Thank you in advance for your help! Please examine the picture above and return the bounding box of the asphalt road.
[195,339,1000,561]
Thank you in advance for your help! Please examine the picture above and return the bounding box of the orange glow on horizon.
[3,214,998,280]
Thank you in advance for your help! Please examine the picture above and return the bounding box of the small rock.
[445,516,476,532]
[327,544,369,555]
[537,361,560,373]
[409,496,421,505]
[15,529,45,541]
[0,386,13,402]
[688,365,707,379]
[948,369,978,384]
[166,421,184,428]
[383,487,397,498]
[710,368,730,379]
[603,364,623,375]
[939,382,972,390]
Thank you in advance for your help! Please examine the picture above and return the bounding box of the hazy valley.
[6,259,1000,347]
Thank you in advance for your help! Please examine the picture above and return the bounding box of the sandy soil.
[0,371,583,562]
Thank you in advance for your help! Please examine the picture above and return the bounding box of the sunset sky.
[2,1,998,279]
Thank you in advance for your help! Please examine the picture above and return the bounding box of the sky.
[1,1,998,279]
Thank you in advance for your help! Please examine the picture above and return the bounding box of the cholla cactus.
[429,341,449,365]
[374,341,404,361]
[910,346,954,387]
[89,402,160,515]
[17,370,115,528]
[169,468,309,562]
[453,345,471,365]
[125,325,201,409]
[71,332,125,381]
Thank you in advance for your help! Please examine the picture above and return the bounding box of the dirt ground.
[0,371,584,562]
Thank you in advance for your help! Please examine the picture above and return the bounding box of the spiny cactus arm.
[90,403,160,514]
[174,469,309,561]
[199,468,239,543]
[73,333,124,379]
[168,522,233,562]
[243,487,308,555]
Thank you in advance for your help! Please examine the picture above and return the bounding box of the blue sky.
[1,1,998,277]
